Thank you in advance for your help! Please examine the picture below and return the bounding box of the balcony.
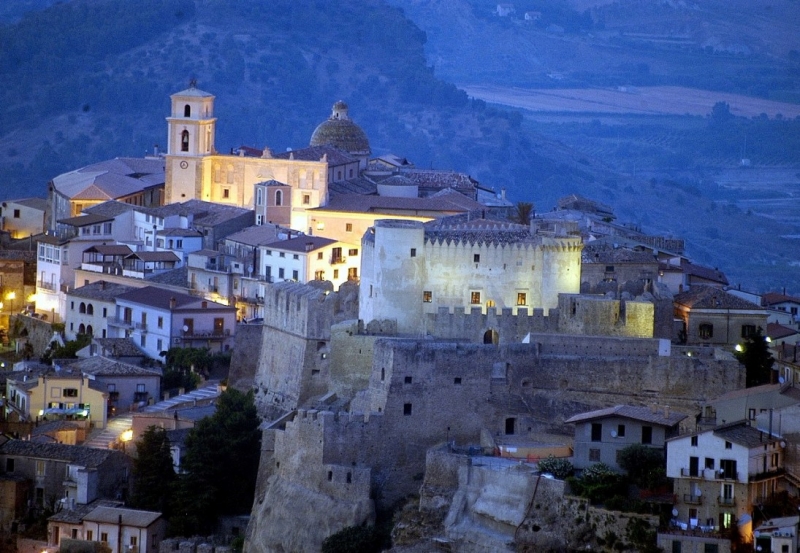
[37,280,57,292]
[717,496,735,506]
[683,494,702,505]
[179,328,231,340]
[107,317,133,329]
[330,255,347,265]
[680,468,700,478]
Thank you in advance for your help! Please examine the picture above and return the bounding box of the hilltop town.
[0,84,799,553]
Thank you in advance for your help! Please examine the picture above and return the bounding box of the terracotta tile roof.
[124,251,180,262]
[710,383,781,403]
[116,286,229,311]
[48,500,124,524]
[395,169,479,191]
[328,177,378,196]
[83,505,162,527]
[224,225,286,247]
[83,201,140,218]
[713,421,778,449]
[582,243,659,264]
[83,244,134,256]
[71,356,162,377]
[565,404,687,427]
[274,145,358,166]
[768,323,799,340]
[674,285,764,310]
[763,292,800,306]
[10,197,48,210]
[52,158,164,201]
[0,440,125,467]
[682,261,728,285]
[264,235,335,253]
[69,281,136,301]
[319,190,481,214]
[58,213,114,226]
[145,266,188,287]
[92,338,147,358]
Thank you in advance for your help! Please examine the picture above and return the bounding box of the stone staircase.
[83,382,222,449]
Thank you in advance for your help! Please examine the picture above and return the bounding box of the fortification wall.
[227,323,263,391]
[329,320,382,398]
[252,282,358,417]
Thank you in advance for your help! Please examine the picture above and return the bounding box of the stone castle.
[243,275,742,551]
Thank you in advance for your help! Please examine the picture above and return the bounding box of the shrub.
[322,524,380,553]
[537,455,574,479]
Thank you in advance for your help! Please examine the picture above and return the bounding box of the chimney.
[650,403,658,414]
[169,297,176,309]
[663,405,670,418]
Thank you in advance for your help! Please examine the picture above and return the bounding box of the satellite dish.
[672,509,678,517]
[610,430,618,438]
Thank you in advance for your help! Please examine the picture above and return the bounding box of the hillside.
[0,0,798,291]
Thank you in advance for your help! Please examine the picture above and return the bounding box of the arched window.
[79,302,86,314]
[184,104,191,117]
[256,187,263,206]
[181,130,190,152]
[483,329,499,345]
[86,325,93,336]
[78,324,86,335]
[86,304,94,315]
[275,190,283,206]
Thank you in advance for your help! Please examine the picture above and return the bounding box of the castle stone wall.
[227,323,263,391]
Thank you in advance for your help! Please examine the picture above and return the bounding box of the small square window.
[404,376,412,384]
[403,403,412,416]
[473,254,480,263]
[423,291,432,303]
[223,188,230,199]
[279,252,285,258]
[346,223,353,232]
[317,252,323,260]
[303,194,310,205]
[691,435,698,446]
[725,441,732,449]
[589,448,600,461]
[454,377,462,385]
[616,424,625,437]
[293,254,299,260]
[470,291,481,305]
[516,293,527,306]
[410,248,416,258]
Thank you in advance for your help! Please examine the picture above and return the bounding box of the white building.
[48,504,166,553]
[65,281,136,340]
[359,215,582,334]
[260,234,360,289]
[108,286,236,360]
[660,421,786,550]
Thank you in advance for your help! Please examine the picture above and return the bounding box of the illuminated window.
[470,291,481,305]
[486,300,495,308]
[315,270,325,281]
[517,293,527,306]
[423,291,432,303]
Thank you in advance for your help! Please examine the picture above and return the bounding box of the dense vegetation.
[130,389,260,537]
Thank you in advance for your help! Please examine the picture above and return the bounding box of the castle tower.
[359,219,426,333]
[164,81,217,203]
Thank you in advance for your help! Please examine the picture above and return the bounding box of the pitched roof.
[264,235,335,253]
[52,158,164,201]
[0,440,124,466]
[83,505,162,527]
[709,383,781,403]
[124,251,180,262]
[83,244,134,256]
[71,356,161,377]
[682,261,728,285]
[115,286,230,311]
[92,338,146,358]
[768,323,799,340]
[145,266,189,287]
[565,404,687,427]
[763,292,800,306]
[327,177,379,196]
[274,145,358,166]
[674,285,764,310]
[8,197,48,210]
[224,225,286,247]
[83,200,140,218]
[319,191,481,214]
[149,200,251,227]
[58,213,114,226]
[69,281,136,301]
[712,421,779,449]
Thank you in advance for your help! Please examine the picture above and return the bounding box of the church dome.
[310,101,370,155]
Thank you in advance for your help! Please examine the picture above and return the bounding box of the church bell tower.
[165,80,216,203]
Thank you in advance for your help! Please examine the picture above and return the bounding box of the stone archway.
[483,329,499,345]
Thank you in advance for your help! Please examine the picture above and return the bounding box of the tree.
[169,389,261,536]
[617,444,667,489]
[735,327,774,388]
[510,201,534,225]
[130,426,176,515]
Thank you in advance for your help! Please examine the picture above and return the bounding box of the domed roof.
[310,101,370,155]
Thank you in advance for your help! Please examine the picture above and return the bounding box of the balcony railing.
[180,328,231,340]
[680,468,700,478]
[37,280,57,291]
[330,256,347,265]
[718,496,735,506]
[107,317,133,328]
[683,494,702,505]
[679,468,739,481]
